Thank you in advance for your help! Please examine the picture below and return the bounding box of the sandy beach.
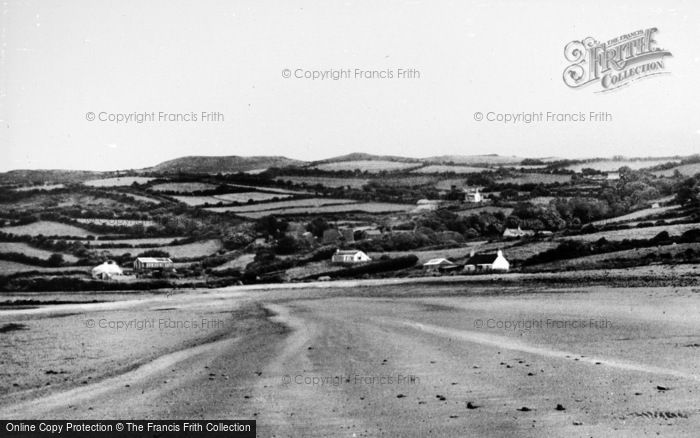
[1,281,699,437]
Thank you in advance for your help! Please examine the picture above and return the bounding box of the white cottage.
[91,260,124,280]
[464,250,509,272]
[331,250,372,264]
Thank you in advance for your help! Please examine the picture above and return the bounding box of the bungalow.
[91,260,124,280]
[413,199,441,212]
[503,226,536,239]
[464,250,510,272]
[133,257,174,272]
[331,249,372,264]
[464,187,483,203]
[423,258,458,272]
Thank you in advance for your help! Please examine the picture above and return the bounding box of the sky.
[1,0,699,171]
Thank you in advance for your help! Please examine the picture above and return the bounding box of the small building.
[91,260,124,280]
[414,199,441,212]
[423,258,458,272]
[464,250,509,272]
[464,187,483,203]
[353,226,382,240]
[133,257,174,272]
[331,249,372,264]
[503,226,536,239]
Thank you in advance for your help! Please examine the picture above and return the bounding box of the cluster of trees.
[523,228,700,267]
[676,175,700,209]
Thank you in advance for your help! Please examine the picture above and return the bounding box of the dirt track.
[1,282,699,437]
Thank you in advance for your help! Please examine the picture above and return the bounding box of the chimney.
[497,249,503,257]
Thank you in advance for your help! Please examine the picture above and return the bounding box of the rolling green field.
[275,176,369,189]
[149,182,218,192]
[412,165,487,174]
[234,202,415,218]
[312,160,421,173]
[205,198,357,213]
[0,242,79,263]
[0,221,97,237]
[84,177,155,187]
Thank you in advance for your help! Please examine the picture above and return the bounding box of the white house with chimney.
[464,250,509,272]
[464,188,483,203]
[331,249,372,264]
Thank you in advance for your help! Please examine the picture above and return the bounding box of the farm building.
[331,249,372,264]
[464,250,509,272]
[91,260,124,280]
[414,199,441,212]
[503,226,536,239]
[464,187,483,203]
[423,258,459,272]
[353,226,382,240]
[133,257,174,272]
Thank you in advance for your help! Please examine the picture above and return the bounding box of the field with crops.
[0,221,97,237]
[84,177,155,187]
[75,218,157,227]
[498,173,571,184]
[234,202,414,218]
[275,176,369,189]
[13,184,65,191]
[652,162,700,177]
[149,182,218,192]
[564,223,699,242]
[412,165,487,174]
[565,159,677,173]
[96,239,223,259]
[173,192,291,206]
[0,242,79,263]
[205,198,357,214]
[312,160,421,173]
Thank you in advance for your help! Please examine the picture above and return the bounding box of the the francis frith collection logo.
[563,28,672,92]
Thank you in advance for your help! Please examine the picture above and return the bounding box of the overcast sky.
[1,0,699,171]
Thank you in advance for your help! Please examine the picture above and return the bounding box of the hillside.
[312,152,422,164]
[147,155,306,174]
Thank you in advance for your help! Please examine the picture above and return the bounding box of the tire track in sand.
[395,320,700,382]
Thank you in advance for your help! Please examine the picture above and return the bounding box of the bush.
[136,249,171,258]
[47,253,64,267]
[310,255,418,280]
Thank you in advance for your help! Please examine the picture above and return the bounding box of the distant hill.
[312,153,422,164]
[147,156,306,174]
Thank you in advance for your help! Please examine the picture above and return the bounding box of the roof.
[466,253,499,265]
[334,250,365,256]
[135,257,173,263]
[423,258,456,266]
[92,261,123,273]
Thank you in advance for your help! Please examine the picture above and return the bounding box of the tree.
[137,249,170,258]
[47,253,64,267]
[307,217,330,238]
[254,215,288,238]
[275,235,300,255]
[676,176,700,208]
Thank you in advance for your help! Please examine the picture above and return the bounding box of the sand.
[1,283,699,437]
